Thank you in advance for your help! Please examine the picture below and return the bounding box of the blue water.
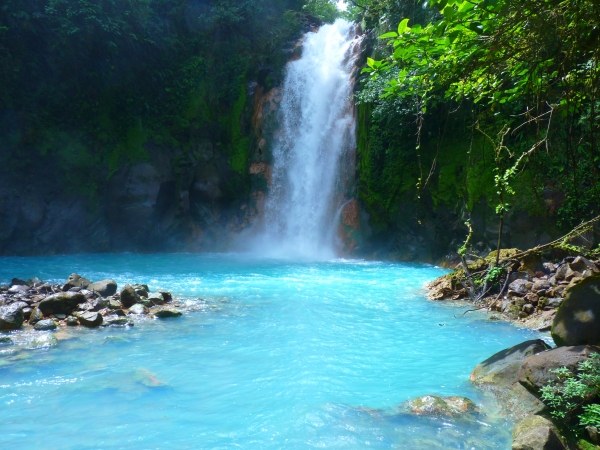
[0,253,540,449]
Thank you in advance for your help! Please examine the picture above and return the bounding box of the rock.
[128,304,147,315]
[76,311,103,328]
[108,299,122,310]
[103,315,134,327]
[532,279,551,294]
[8,284,29,294]
[471,340,550,419]
[551,275,600,346]
[518,345,600,394]
[87,279,117,297]
[27,333,58,349]
[509,279,533,297]
[569,256,598,274]
[0,303,24,330]
[471,340,551,386]
[65,316,79,326]
[120,285,140,308]
[153,308,182,319]
[62,273,91,291]
[34,319,57,331]
[405,395,478,417]
[522,304,535,315]
[28,307,44,324]
[39,292,86,315]
[0,336,12,345]
[159,291,172,303]
[512,415,567,450]
[89,297,109,311]
[147,292,165,306]
[138,297,154,307]
[587,426,600,445]
[10,277,28,286]
[132,284,149,298]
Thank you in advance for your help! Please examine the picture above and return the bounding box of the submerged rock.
[153,308,182,319]
[405,395,478,417]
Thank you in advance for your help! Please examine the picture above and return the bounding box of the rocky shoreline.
[427,252,600,449]
[0,273,185,342]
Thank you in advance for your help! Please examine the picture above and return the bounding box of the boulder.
[103,315,134,327]
[471,339,551,386]
[512,415,567,450]
[518,345,600,394]
[75,311,103,328]
[153,308,182,319]
[120,285,140,308]
[147,292,166,306]
[128,304,147,315]
[8,284,29,294]
[65,316,79,326]
[39,292,86,315]
[0,303,24,330]
[28,307,44,324]
[551,275,600,346]
[405,395,478,417]
[87,279,117,297]
[509,279,533,297]
[159,291,172,302]
[62,273,91,291]
[34,319,57,331]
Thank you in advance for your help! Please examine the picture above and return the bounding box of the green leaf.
[397,18,411,34]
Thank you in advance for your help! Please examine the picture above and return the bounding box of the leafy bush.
[540,353,600,433]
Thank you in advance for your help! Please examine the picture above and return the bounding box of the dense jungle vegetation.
[351,0,599,257]
[0,0,598,256]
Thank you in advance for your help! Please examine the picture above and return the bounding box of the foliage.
[355,0,599,255]
[303,0,339,23]
[0,0,307,200]
[540,353,600,434]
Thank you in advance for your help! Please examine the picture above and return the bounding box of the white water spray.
[253,19,362,260]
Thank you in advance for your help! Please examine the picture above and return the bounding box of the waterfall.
[252,19,362,260]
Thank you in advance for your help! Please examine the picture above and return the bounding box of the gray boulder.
[87,279,117,297]
[120,285,140,308]
[34,319,57,331]
[28,307,44,324]
[147,292,166,306]
[551,275,600,346]
[103,315,134,327]
[75,311,103,328]
[518,345,600,394]
[39,292,86,315]
[512,415,567,450]
[0,303,24,330]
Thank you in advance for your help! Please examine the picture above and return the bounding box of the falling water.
[256,19,362,260]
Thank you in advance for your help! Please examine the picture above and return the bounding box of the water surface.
[0,253,539,449]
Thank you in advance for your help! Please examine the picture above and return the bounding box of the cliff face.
[0,1,315,255]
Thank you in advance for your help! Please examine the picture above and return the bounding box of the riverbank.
[427,251,600,449]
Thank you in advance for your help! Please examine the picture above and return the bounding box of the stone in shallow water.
[405,395,478,417]
[39,292,86,315]
[153,308,182,319]
[103,315,133,327]
[87,279,117,297]
[34,319,57,331]
[120,285,140,308]
[76,311,103,328]
[128,304,147,315]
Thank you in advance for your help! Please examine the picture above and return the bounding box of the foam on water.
[0,253,541,449]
